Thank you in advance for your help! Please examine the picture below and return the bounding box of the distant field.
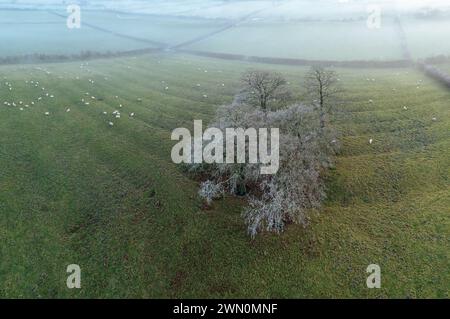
[0,10,152,57]
[403,17,450,59]
[2,9,450,61]
[81,11,228,47]
[0,53,448,297]
[185,19,404,61]
[435,63,450,74]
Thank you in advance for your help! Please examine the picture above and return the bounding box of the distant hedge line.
[181,50,413,68]
[0,48,161,65]
[0,48,420,69]
[417,62,450,88]
[422,55,450,64]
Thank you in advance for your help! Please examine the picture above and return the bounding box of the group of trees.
[190,67,341,238]
[239,67,340,128]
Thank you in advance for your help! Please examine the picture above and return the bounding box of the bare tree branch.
[305,66,342,129]
[241,70,292,112]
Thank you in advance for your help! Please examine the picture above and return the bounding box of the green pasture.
[0,53,448,298]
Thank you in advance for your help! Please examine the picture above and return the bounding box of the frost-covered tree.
[240,70,292,112]
[198,180,223,206]
[305,66,341,129]
[192,99,338,238]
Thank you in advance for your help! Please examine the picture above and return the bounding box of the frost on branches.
[191,70,340,238]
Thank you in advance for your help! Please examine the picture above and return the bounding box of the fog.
[1,0,450,20]
[1,0,449,60]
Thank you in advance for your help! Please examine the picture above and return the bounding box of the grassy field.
[431,63,450,74]
[185,19,404,60]
[0,53,448,298]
